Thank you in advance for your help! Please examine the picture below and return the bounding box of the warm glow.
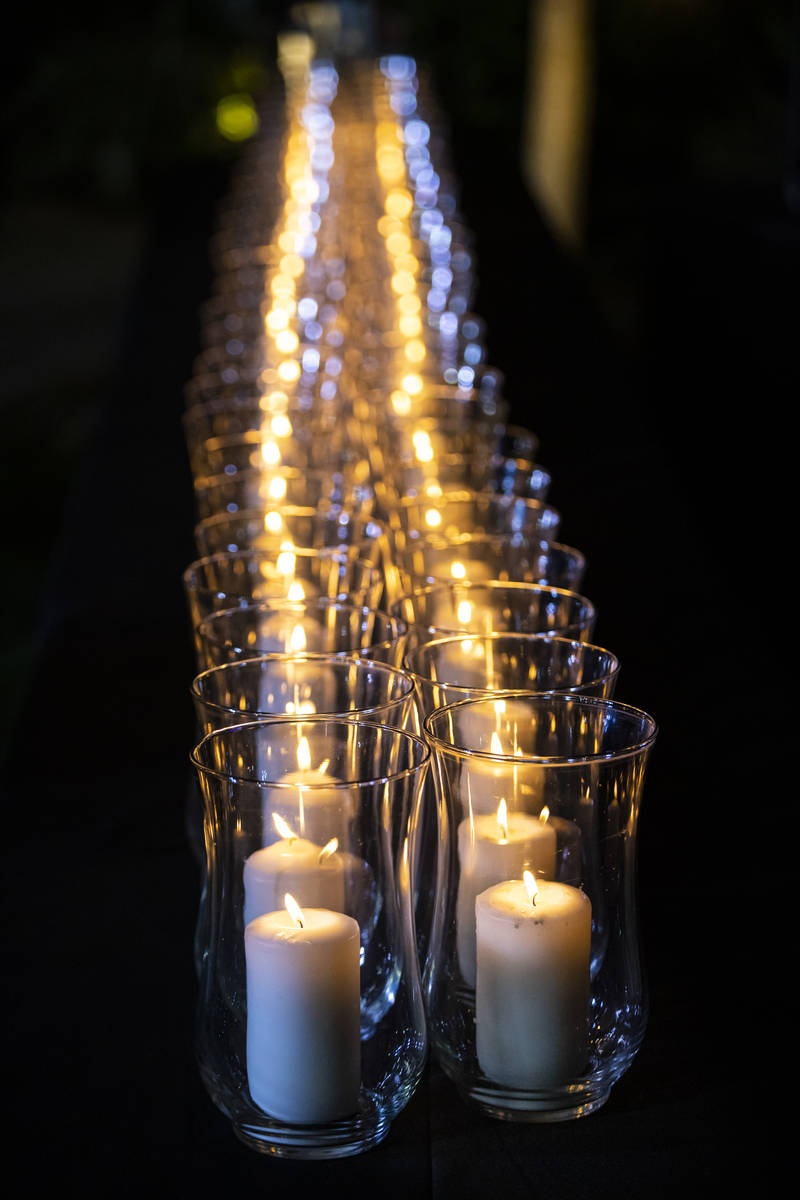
[285,892,305,927]
[266,308,290,332]
[385,189,413,219]
[276,549,296,575]
[523,870,539,906]
[450,560,466,579]
[262,440,281,466]
[275,329,299,354]
[264,510,283,533]
[457,599,472,624]
[278,359,301,383]
[497,798,509,842]
[289,623,307,652]
[273,813,297,841]
[287,581,305,602]
[391,390,411,415]
[425,507,442,527]
[297,736,312,772]
[404,339,426,364]
[268,475,287,500]
[539,805,550,823]
[271,413,293,438]
[490,731,504,756]
[402,372,423,395]
[318,838,338,863]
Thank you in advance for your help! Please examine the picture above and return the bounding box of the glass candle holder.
[192,717,430,1157]
[183,548,386,639]
[392,491,561,551]
[391,581,597,644]
[194,599,407,670]
[192,654,419,738]
[193,466,375,522]
[390,534,586,599]
[423,693,657,1121]
[193,506,390,566]
[404,634,620,717]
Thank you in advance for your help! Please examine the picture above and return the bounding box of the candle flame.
[297,736,311,772]
[287,581,305,602]
[318,837,338,863]
[318,758,330,774]
[523,870,538,906]
[273,812,297,841]
[496,798,509,842]
[276,549,296,576]
[539,805,550,823]
[289,623,307,652]
[490,731,504,756]
[285,892,305,927]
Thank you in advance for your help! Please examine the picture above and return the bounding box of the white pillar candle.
[245,901,362,1124]
[456,803,556,985]
[243,827,345,926]
[475,875,591,1090]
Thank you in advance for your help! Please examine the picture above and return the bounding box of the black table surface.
[2,104,783,1192]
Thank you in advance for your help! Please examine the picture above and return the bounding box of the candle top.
[246,837,341,870]
[279,768,343,788]
[460,810,554,847]
[245,907,360,945]
[477,878,590,924]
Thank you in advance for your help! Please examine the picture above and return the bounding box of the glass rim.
[194,505,390,533]
[397,489,557,512]
[402,632,620,691]
[192,464,368,492]
[182,546,381,588]
[396,530,585,564]
[423,691,658,765]
[393,578,596,610]
[190,653,415,719]
[191,715,430,788]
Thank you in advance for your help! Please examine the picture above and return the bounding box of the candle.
[475,873,591,1089]
[456,800,556,985]
[271,735,352,845]
[243,815,345,925]
[245,895,362,1123]
[459,710,532,815]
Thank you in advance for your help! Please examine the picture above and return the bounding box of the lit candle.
[456,800,556,985]
[243,815,345,926]
[245,894,362,1123]
[273,735,352,845]
[459,713,533,815]
[475,872,591,1089]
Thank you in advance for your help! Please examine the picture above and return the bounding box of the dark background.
[1,0,792,1192]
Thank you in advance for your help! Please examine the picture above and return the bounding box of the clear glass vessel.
[391,581,597,643]
[194,599,407,670]
[423,693,657,1121]
[192,717,430,1157]
[404,634,620,716]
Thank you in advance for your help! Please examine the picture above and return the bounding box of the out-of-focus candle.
[273,735,352,844]
[245,895,362,1123]
[244,815,345,925]
[475,873,591,1089]
[456,801,556,985]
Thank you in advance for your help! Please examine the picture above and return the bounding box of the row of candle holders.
[183,46,658,1159]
